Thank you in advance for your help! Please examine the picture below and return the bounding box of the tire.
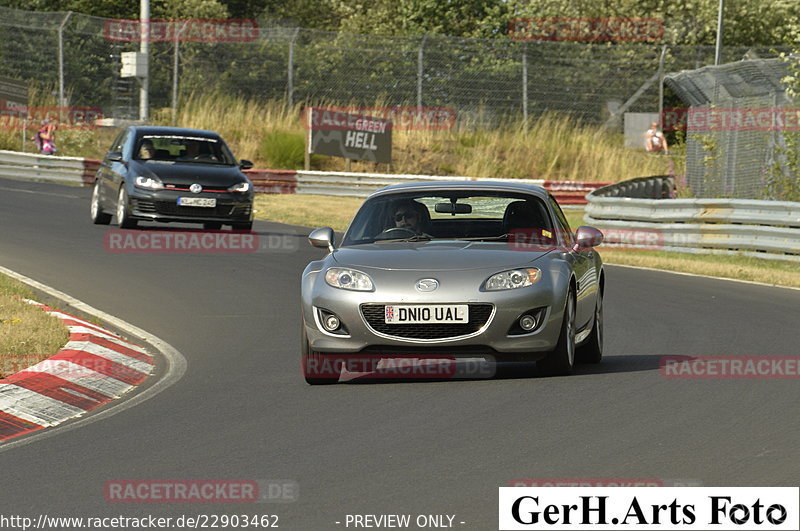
[203,222,223,230]
[90,181,112,225]
[537,288,576,377]
[576,290,603,364]
[116,187,138,229]
[301,325,341,385]
[231,222,253,231]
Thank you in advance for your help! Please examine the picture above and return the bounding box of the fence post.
[417,34,428,109]
[58,11,73,116]
[288,28,300,107]
[522,42,528,126]
[658,44,667,127]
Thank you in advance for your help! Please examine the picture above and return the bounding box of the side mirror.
[239,159,254,170]
[573,226,604,251]
[308,227,335,252]
[107,151,124,162]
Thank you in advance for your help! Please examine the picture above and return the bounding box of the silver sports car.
[300,181,604,384]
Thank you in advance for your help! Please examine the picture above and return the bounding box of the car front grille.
[153,201,237,218]
[360,303,494,340]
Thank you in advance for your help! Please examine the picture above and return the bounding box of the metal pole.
[288,28,299,107]
[522,43,528,126]
[58,11,73,117]
[714,0,724,65]
[140,0,150,122]
[172,21,187,125]
[658,45,667,127]
[417,34,428,110]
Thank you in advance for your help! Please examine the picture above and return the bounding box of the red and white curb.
[0,300,154,441]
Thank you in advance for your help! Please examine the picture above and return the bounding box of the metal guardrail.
[0,150,99,185]
[585,176,800,261]
[247,169,608,205]
[0,149,608,205]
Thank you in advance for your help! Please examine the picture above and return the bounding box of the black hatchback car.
[90,126,255,230]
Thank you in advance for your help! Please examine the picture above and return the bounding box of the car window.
[109,129,129,155]
[342,191,554,246]
[548,194,574,246]
[134,135,236,164]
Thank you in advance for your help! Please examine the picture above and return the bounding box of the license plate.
[384,304,468,324]
[178,197,216,207]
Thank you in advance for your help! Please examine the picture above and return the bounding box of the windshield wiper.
[373,235,433,243]
[451,234,510,241]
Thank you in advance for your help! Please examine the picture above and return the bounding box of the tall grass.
[159,92,680,181]
[3,88,681,181]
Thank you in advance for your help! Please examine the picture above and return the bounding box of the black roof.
[129,125,222,138]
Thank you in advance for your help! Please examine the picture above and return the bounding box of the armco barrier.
[1,150,608,205]
[245,169,608,205]
[585,176,800,261]
[0,150,100,185]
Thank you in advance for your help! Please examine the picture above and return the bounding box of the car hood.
[131,160,247,187]
[331,241,552,271]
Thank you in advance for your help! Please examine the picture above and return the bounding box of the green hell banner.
[307,107,392,164]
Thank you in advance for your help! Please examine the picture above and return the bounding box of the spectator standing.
[644,121,668,154]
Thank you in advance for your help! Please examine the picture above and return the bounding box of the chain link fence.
[665,59,797,200]
[0,5,793,130]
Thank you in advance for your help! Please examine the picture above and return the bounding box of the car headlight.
[324,268,374,291]
[484,268,541,290]
[228,181,250,193]
[134,175,164,190]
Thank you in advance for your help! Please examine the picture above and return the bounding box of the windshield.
[134,134,237,165]
[341,191,557,246]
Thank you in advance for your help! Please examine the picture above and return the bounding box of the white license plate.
[384,304,469,324]
[178,197,216,207]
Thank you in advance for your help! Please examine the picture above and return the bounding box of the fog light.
[323,314,341,331]
[519,314,537,331]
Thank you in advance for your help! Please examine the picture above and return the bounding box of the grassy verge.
[0,274,69,378]
[254,194,363,231]
[254,196,800,288]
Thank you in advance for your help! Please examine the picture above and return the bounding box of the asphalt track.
[0,176,798,529]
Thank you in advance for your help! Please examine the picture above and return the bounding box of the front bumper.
[128,188,253,224]
[301,267,568,357]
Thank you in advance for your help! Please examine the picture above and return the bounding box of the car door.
[548,195,598,330]
[99,128,131,207]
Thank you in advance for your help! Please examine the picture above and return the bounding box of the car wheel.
[116,187,138,229]
[231,222,253,231]
[203,222,223,230]
[537,287,576,377]
[576,290,603,364]
[301,325,341,385]
[90,181,112,225]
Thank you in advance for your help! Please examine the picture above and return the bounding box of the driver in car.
[391,200,431,237]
